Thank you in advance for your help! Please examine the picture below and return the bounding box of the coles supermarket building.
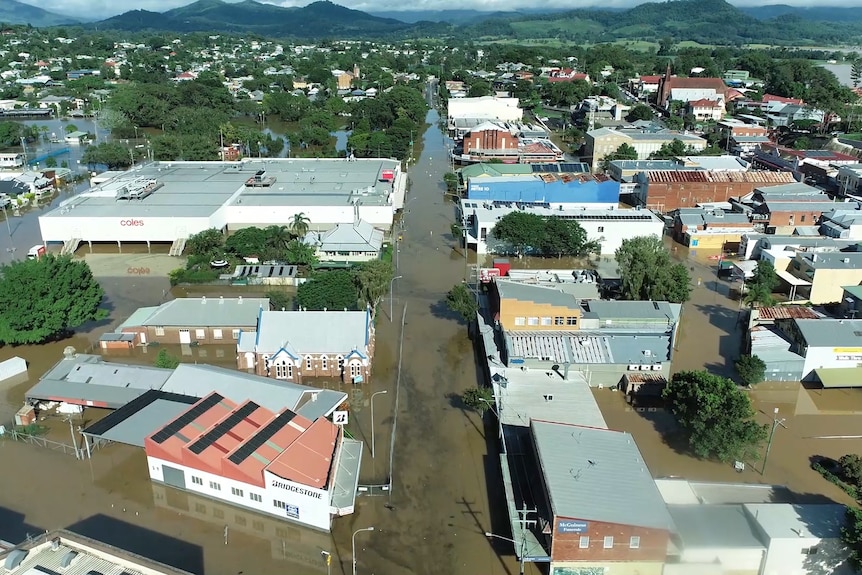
[38,158,405,252]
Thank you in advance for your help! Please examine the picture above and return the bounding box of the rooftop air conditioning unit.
[639,365,651,371]
[652,364,663,371]
[628,364,640,371]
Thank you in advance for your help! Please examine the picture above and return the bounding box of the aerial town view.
[3,0,862,574]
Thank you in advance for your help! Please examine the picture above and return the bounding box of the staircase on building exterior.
[169,237,186,256]
[60,238,81,256]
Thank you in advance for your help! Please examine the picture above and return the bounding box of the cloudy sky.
[26,0,861,18]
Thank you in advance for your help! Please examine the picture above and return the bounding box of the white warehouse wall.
[39,216,214,243]
[801,346,862,381]
[146,456,332,531]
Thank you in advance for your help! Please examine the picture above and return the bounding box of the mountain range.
[4,0,862,44]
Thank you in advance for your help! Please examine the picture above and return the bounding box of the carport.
[81,390,199,457]
[775,269,811,301]
[815,367,862,389]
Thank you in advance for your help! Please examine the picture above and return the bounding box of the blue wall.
[467,178,620,204]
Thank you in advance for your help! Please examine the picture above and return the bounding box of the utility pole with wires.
[761,407,787,475]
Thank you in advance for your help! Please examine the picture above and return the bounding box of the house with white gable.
[237,309,374,384]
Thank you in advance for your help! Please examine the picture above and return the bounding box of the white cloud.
[23,0,862,20]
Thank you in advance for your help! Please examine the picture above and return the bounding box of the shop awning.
[816,367,862,388]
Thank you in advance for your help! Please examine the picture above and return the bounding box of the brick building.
[104,297,269,348]
[237,309,374,384]
[531,420,673,575]
[634,170,795,212]
[462,122,519,155]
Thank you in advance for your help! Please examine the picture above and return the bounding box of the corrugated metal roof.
[795,318,862,348]
[531,421,674,530]
[249,310,370,355]
[494,371,607,428]
[754,306,820,320]
[129,297,268,328]
[646,170,795,184]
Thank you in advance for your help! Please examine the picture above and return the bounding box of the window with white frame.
[195,329,205,339]
[213,329,223,340]
[209,481,221,491]
[337,355,344,370]
[540,317,552,326]
[321,355,328,370]
[232,329,240,339]
[274,361,288,380]
[603,536,613,549]
[249,493,262,503]
[514,317,526,326]
[305,356,313,370]
[579,536,589,549]
[350,362,362,378]
[273,500,286,509]
[597,226,605,233]
[155,326,165,336]
[191,476,203,485]
[630,536,640,549]
[554,317,565,325]
[231,487,243,497]
[527,317,539,326]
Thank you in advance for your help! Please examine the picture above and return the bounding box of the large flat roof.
[667,504,765,549]
[531,420,674,530]
[82,390,199,447]
[123,297,269,328]
[494,370,608,429]
[795,318,862,348]
[42,158,400,220]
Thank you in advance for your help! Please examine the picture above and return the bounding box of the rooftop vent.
[59,550,79,568]
[4,549,28,570]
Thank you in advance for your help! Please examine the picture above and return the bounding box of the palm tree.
[290,212,310,238]
[265,225,292,253]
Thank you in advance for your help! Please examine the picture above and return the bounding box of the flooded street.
[0,98,522,575]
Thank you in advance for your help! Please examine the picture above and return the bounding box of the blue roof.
[467,176,620,205]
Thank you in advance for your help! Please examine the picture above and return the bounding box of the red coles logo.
[120,219,145,227]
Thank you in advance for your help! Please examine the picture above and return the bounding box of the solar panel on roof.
[151,393,224,444]
[559,163,586,173]
[228,410,297,465]
[188,401,259,454]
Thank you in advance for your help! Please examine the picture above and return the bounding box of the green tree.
[290,213,311,238]
[353,259,394,315]
[600,142,638,172]
[0,255,106,344]
[852,58,862,89]
[284,239,318,266]
[839,454,862,486]
[82,142,135,169]
[627,104,654,122]
[467,80,491,97]
[462,387,494,414]
[665,115,684,130]
[296,270,359,311]
[265,225,292,253]
[616,235,692,303]
[266,289,293,311]
[649,138,691,159]
[843,506,862,572]
[225,227,268,258]
[64,123,79,134]
[186,228,224,257]
[539,217,599,258]
[445,283,478,323]
[744,260,779,307]
[153,349,180,369]
[735,354,766,386]
[45,157,57,168]
[663,370,768,462]
[492,211,546,257]
[443,172,459,194]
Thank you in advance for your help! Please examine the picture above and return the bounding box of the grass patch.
[13,424,49,436]
[381,244,393,264]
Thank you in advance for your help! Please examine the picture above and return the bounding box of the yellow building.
[787,252,862,304]
[494,281,582,331]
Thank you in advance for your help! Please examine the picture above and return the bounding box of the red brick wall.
[465,129,518,152]
[767,209,822,227]
[646,181,762,212]
[551,517,669,563]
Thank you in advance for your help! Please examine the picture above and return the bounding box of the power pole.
[761,407,787,475]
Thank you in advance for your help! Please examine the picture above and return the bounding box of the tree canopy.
[446,283,478,324]
[492,212,599,258]
[600,142,638,172]
[296,270,359,311]
[0,255,106,344]
[353,259,395,315]
[615,236,692,303]
[735,354,766,386]
[744,260,779,307]
[663,370,768,463]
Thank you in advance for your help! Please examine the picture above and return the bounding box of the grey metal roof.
[496,280,579,308]
[795,318,862,348]
[161,364,346,414]
[27,355,174,408]
[584,300,681,323]
[506,332,671,364]
[762,201,840,213]
[330,438,363,511]
[295,389,348,421]
[667,505,765,549]
[83,393,198,447]
[754,182,822,195]
[126,297,268,328]
[801,251,862,269]
[248,310,370,355]
[494,370,608,428]
[531,420,674,530]
[312,220,384,253]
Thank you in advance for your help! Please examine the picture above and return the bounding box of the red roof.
[755,306,820,320]
[145,392,339,491]
[689,98,721,108]
[666,77,727,92]
[640,75,661,83]
[763,93,804,105]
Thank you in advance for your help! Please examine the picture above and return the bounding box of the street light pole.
[484,532,525,575]
[351,527,374,575]
[1,203,11,237]
[389,275,403,322]
[762,407,787,475]
[320,551,331,575]
[370,390,388,459]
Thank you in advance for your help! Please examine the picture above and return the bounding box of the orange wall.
[498,298,581,331]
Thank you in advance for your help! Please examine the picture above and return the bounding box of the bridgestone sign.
[272,479,322,499]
